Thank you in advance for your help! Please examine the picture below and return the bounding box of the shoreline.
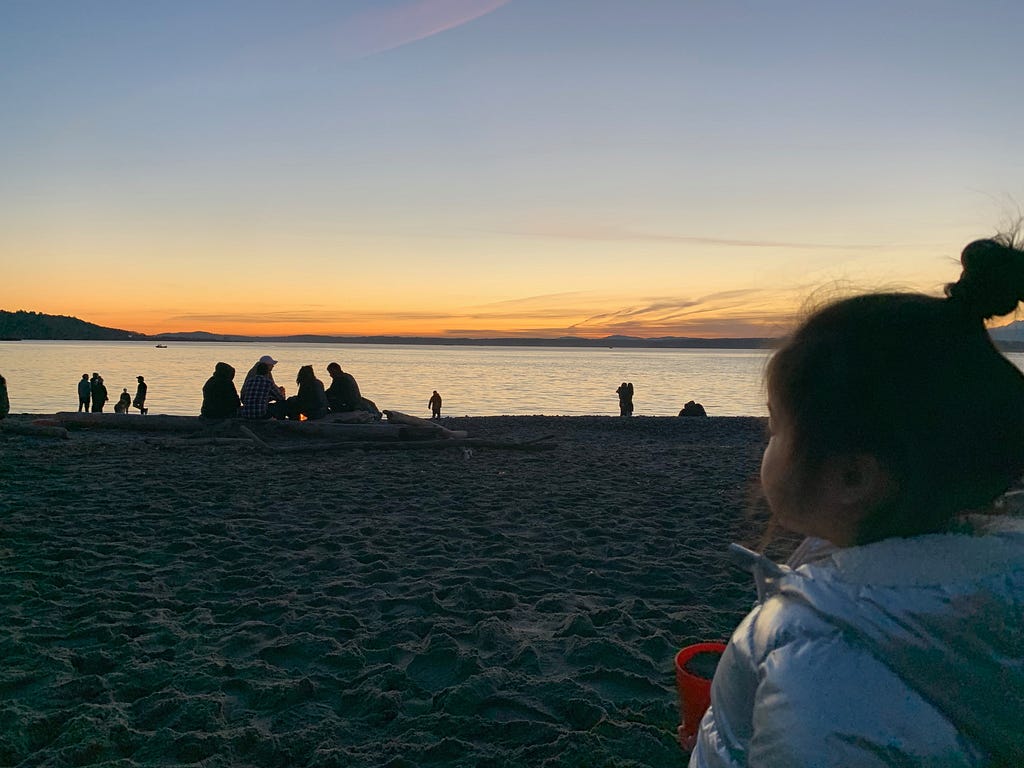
[1,415,781,767]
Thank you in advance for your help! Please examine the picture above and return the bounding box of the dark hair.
[327,362,341,373]
[255,362,269,376]
[296,365,316,385]
[767,234,1024,543]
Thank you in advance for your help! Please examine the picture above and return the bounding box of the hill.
[4,310,773,348]
[0,310,143,340]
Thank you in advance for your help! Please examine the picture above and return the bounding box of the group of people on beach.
[76,372,147,414]
[201,355,385,421]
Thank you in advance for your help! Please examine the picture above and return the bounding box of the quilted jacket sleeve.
[692,597,986,768]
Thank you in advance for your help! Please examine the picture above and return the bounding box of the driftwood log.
[1,422,69,439]
[56,412,207,432]
[383,410,468,439]
[262,420,405,440]
[319,410,374,424]
[238,424,275,454]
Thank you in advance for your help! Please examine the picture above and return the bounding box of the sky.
[2,0,1022,338]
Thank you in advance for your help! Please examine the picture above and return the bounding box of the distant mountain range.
[988,320,1024,344]
[7,309,1024,351]
[0,310,773,348]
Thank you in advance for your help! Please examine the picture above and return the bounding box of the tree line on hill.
[0,310,140,341]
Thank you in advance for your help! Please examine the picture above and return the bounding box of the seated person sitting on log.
[240,361,285,419]
[201,362,241,418]
[325,362,382,420]
[244,355,285,400]
[285,365,328,420]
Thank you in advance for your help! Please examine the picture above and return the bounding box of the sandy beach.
[0,414,784,767]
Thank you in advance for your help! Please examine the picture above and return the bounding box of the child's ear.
[823,453,891,512]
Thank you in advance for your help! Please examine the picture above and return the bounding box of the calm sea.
[0,340,774,417]
[7,340,1018,419]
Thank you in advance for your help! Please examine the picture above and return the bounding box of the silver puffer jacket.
[690,517,1024,767]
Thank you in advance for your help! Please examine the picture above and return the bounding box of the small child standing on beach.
[428,390,442,419]
[689,234,1024,766]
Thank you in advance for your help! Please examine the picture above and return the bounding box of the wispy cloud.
[164,287,802,338]
[335,0,512,59]
[497,218,881,250]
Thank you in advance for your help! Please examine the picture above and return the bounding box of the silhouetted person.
[77,374,91,412]
[90,375,108,413]
[0,372,8,420]
[679,400,707,417]
[201,362,240,418]
[240,362,281,419]
[325,362,362,413]
[115,388,131,414]
[133,375,148,415]
[285,365,328,420]
[428,390,443,419]
[616,381,634,417]
[244,355,285,399]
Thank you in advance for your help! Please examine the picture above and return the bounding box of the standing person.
[285,365,328,420]
[428,390,443,419]
[688,235,1024,766]
[616,381,634,417]
[77,373,91,412]
[90,375,108,413]
[244,355,284,399]
[200,362,240,418]
[133,375,148,415]
[0,372,8,420]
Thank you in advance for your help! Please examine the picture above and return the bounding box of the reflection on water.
[3,340,779,417]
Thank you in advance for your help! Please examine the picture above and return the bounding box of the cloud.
[166,310,454,325]
[496,218,881,250]
[163,285,803,338]
[335,0,512,59]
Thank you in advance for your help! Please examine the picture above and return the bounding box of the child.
[428,390,442,419]
[114,388,131,414]
[690,235,1024,766]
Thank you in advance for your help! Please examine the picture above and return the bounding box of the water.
[7,340,1024,418]
[0,340,780,417]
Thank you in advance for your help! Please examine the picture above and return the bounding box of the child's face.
[761,400,828,540]
[762,397,882,547]
[761,402,800,528]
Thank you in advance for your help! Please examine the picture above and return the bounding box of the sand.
[0,415,785,767]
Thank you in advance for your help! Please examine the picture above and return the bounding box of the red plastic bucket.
[674,642,727,746]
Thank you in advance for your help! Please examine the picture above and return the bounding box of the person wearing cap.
[245,355,285,399]
[133,375,148,415]
[240,362,285,419]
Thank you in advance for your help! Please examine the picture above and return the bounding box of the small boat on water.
[155,344,168,348]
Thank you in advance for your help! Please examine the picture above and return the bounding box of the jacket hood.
[214,362,235,378]
[772,517,1024,762]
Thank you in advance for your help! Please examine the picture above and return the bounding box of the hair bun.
[945,236,1024,320]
